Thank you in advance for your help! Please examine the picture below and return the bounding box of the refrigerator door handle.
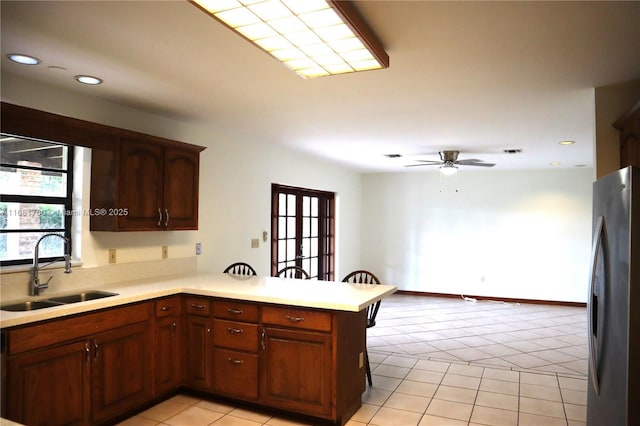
[588,215,605,395]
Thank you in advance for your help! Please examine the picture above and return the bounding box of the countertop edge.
[0,273,397,328]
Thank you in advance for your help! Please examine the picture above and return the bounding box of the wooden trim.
[395,290,587,308]
[1,102,206,152]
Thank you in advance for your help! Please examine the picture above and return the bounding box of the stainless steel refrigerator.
[588,166,639,425]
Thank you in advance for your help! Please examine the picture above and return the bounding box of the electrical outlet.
[196,242,202,255]
[251,238,259,248]
[108,248,116,264]
[162,245,168,259]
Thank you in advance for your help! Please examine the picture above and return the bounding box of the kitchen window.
[0,135,74,266]
[271,184,335,280]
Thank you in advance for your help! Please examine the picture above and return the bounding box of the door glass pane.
[309,258,318,277]
[303,217,310,237]
[286,217,296,238]
[286,238,296,260]
[310,238,318,256]
[279,193,287,216]
[311,218,318,237]
[311,197,318,216]
[278,217,287,239]
[278,240,287,262]
[303,196,310,215]
[287,194,296,216]
[302,238,310,257]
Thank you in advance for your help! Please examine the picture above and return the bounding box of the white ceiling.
[1,0,639,172]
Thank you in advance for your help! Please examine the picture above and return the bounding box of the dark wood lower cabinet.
[6,341,91,426]
[154,296,182,395]
[91,322,152,424]
[261,327,332,418]
[3,295,367,426]
[184,314,212,389]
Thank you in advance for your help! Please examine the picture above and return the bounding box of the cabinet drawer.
[155,296,180,317]
[213,300,259,323]
[213,319,259,352]
[261,306,331,332]
[213,348,259,401]
[185,297,211,316]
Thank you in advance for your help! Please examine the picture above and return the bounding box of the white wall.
[360,168,593,303]
[1,73,363,280]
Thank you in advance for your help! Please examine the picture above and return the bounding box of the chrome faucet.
[32,233,72,296]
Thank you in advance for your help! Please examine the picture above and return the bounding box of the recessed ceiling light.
[7,53,41,65]
[75,75,103,85]
[550,161,561,166]
[559,140,575,145]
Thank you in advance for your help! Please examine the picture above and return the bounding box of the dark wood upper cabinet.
[91,136,202,231]
[0,102,206,232]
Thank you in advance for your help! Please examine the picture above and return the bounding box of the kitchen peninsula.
[0,273,396,425]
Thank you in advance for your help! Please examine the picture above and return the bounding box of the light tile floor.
[120,294,588,426]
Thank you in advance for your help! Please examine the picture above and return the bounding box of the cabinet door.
[155,316,181,395]
[118,138,164,230]
[185,315,212,389]
[92,322,152,423]
[163,148,199,230]
[6,341,90,426]
[261,327,332,418]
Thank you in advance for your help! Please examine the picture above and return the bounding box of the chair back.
[276,266,310,279]
[342,270,381,328]
[224,262,257,276]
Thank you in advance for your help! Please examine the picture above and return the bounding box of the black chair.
[223,262,257,276]
[342,270,381,387]
[276,266,310,279]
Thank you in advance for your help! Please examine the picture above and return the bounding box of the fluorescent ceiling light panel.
[191,0,389,78]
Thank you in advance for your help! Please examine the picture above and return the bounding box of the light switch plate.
[196,242,202,255]
[108,248,116,264]
[162,245,168,259]
[251,238,259,248]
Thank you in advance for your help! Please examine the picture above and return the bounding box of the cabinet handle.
[160,305,174,311]
[260,329,265,350]
[157,208,162,226]
[171,322,177,336]
[94,341,99,360]
[227,357,244,365]
[285,315,305,323]
[165,208,169,227]
[226,327,243,335]
[191,303,206,310]
[84,342,90,364]
[227,308,243,315]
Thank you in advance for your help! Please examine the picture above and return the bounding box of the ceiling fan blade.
[414,160,442,165]
[404,162,441,167]
[457,160,496,167]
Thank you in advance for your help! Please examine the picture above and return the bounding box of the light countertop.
[0,272,397,328]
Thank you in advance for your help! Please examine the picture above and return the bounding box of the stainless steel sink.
[1,291,119,311]
[1,300,65,311]
[48,291,118,304]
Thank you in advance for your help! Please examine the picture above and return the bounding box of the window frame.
[0,135,74,266]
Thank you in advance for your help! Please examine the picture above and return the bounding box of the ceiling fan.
[405,150,496,175]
